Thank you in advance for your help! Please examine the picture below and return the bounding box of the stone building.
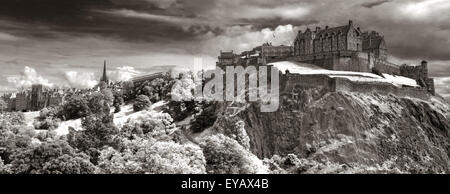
[3,85,66,112]
[400,60,435,94]
[217,43,292,68]
[259,43,292,59]
[217,51,239,66]
[292,20,388,72]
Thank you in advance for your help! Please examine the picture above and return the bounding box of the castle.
[216,20,436,97]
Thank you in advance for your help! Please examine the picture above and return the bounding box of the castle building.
[292,20,389,72]
[217,51,239,66]
[215,20,436,96]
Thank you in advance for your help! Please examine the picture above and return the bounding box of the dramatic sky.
[0,0,449,100]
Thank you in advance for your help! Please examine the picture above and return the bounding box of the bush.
[8,140,96,174]
[133,95,151,112]
[190,102,218,133]
[119,111,176,140]
[199,134,268,174]
[33,118,60,130]
[59,95,90,120]
[98,137,206,174]
[68,113,119,153]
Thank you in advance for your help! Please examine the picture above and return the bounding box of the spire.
[100,60,108,83]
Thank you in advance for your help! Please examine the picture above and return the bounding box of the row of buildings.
[216,20,435,95]
[1,85,65,112]
[1,61,117,112]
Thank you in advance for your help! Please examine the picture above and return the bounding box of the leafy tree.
[122,81,135,101]
[101,88,114,106]
[133,95,151,112]
[199,134,267,174]
[190,102,218,133]
[68,113,120,156]
[8,140,96,174]
[0,99,7,112]
[98,137,206,174]
[119,111,177,140]
[59,95,90,120]
[87,92,110,117]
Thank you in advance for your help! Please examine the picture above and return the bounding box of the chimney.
[349,20,353,26]
[325,25,329,29]
[315,27,321,32]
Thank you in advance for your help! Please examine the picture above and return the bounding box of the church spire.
[100,60,109,83]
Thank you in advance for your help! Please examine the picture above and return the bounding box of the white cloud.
[200,24,298,56]
[399,0,450,20]
[0,32,21,41]
[64,71,98,89]
[108,66,142,82]
[6,66,54,89]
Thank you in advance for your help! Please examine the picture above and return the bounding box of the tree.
[101,88,114,106]
[199,134,268,174]
[0,98,7,112]
[190,102,218,133]
[68,113,119,152]
[8,140,96,174]
[122,81,135,101]
[97,137,206,174]
[59,95,90,120]
[133,95,151,112]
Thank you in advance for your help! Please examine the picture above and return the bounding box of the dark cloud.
[362,0,392,8]
[0,0,450,97]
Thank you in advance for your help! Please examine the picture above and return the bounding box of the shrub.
[199,134,268,174]
[190,102,218,133]
[98,137,206,174]
[59,95,90,120]
[68,113,119,151]
[8,140,96,174]
[119,111,176,140]
[133,95,151,112]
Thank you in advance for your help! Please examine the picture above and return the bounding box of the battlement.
[281,73,431,100]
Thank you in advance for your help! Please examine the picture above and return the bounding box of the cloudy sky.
[0,0,449,100]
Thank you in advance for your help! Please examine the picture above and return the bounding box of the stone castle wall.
[281,73,430,100]
[374,60,400,75]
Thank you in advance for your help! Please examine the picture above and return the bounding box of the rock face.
[232,90,450,173]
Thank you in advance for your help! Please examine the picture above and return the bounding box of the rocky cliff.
[217,90,450,173]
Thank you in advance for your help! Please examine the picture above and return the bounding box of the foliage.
[190,102,218,133]
[133,95,151,112]
[101,88,114,106]
[98,137,206,174]
[199,134,267,174]
[119,111,177,140]
[58,95,90,120]
[163,101,198,122]
[0,99,7,112]
[122,80,135,101]
[68,113,120,156]
[33,117,60,130]
[8,140,96,174]
[0,125,35,164]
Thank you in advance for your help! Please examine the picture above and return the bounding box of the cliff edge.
[216,90,450,173]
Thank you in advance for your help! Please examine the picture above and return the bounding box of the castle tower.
[100,60,109,84]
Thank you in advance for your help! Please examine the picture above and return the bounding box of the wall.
[375,60,400,75]
[281,73,431,101]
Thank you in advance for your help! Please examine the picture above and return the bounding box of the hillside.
[213,89,450,173]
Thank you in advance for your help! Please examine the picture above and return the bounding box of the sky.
[0,0,449,101]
